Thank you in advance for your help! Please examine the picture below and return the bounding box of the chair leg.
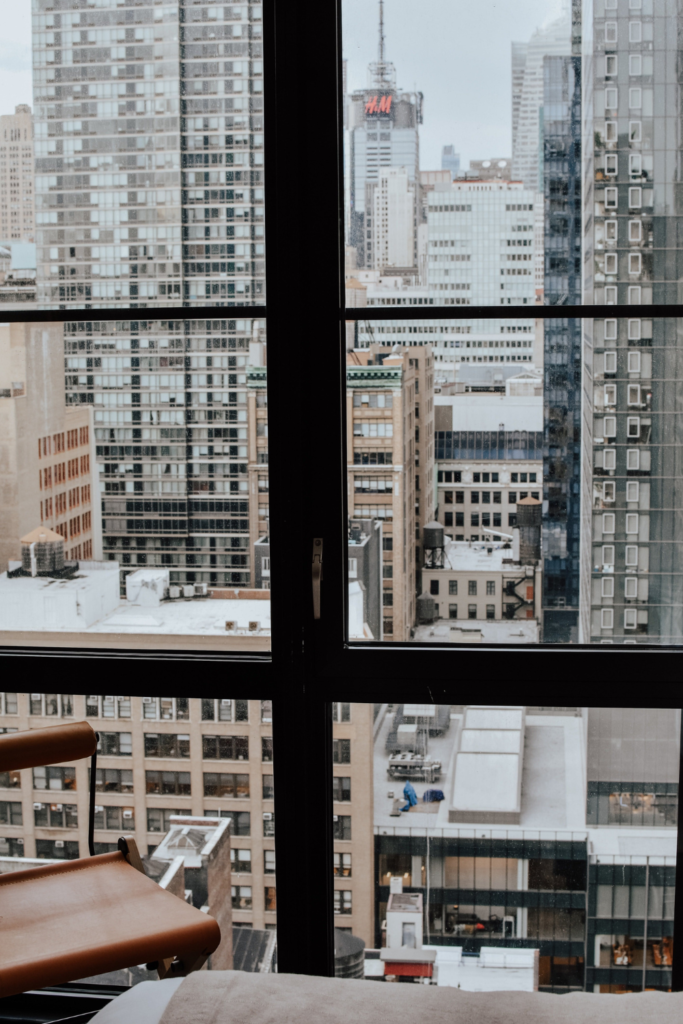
[157,951,209,980]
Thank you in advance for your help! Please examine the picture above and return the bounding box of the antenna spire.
[378,0,385,64]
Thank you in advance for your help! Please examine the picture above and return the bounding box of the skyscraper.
[347,3,422,268]
[31,1,266,591]
[541,55,582,643]
[511,15,571,190]
[441,145,460,180]
[580,0,683,643]
[0,106,35,244]
[32,1,264,307]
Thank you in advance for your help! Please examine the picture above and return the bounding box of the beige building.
[0,105,35,243]
[436,460,542,542]
[347,345,434,640]
[0,695,375,947]
[0,322,101,570]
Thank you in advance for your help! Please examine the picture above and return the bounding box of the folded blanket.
[158,970,683,1024]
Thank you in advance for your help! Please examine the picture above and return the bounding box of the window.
[624,608,638,630]
[333,739,351,764]
[262,737,274,762]
[630,120,642,141]
[86,696,131,719]
[629,20,642,42]
[36,840,79,861]
[627,449,641,470]
[605,187,618,208]
[627,417,641,438]
[264,849,276,874]
[605,21,617,42]
[232,886,252,910]
[628,351,641,373]
[430,580,439,595]
[202,736,249,761]
[93,806,135,831]
[141,697,189,722]
[468,604,477,619]
[605,352,617,374]
[604,88,618,111]
[605,253,617,274]
[0,801,23,826]
[449,580,458,595]
[144,734,190,759]
[1,693,18,715]
[627,481,640,502]
[203,773,249,799]
[231,848,252,873]
[146,771,191,796]
[29,694,74,718]
[601,608,614,629]
[486,605,495,620]
[265,887,277,912]
[334,890,352,915]
[629,187,642,208]
[333,815,351,840]
[471,491,480,504]
[262,774,275,799]
[95,768,133,794]
[626,513,640,534]
[97,733,132,757]
[261,700,273,723]
[486,581,495,595]
[33,766,76,792]
[449,604,458,619]
[629,253,641,275]
[625,545,639,566]
[625,577,638,599]
[468,581,477,596]
[263,813,275,837]
[332,702,351,722]
[602,514,616,535]
[332,776,351,802]
[629,220,642,243]
[147,808,184,833]
[601,578,615,598]
[334,852,352,877]
[605,55,618,76]
[201,699,249,723]
[604,450,617,471]
[604,417,617,438]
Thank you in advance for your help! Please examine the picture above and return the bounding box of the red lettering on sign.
[378,94,392,114]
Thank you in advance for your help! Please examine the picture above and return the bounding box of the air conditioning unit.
[105,696,114,701]
[16,838,23,845]
[263,812,273,821]
[183,585,195,598]
[95,806,104,814]
[225,621,236,632]
[142,697,153,704]
[195,582,208,596]
[221,699,231,706]
[248,621,260,631]
[169,585,181,599]
[55,840,65,848]
[33,802,43,811]
[51,804,63,812]
[123,810,133,819]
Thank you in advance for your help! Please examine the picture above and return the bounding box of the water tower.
[422,520,445,569]
[20,527,65,577]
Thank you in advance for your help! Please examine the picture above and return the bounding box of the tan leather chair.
[0,722,221,999]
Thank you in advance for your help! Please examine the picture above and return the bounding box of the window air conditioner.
[55,840,65,848]
[221,699,231,706]
[33,802,43,811]
[51,804,63,812]
[333,815,338,822]
[142,697,153,704]
[16,838,23,845]
[123,810,133,819]
[263,812,273,820]
[105,696,114,701]
[95,806,104,813]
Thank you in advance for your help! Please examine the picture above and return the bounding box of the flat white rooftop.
[435,393,542,432]
[451,706,525,823]
[413,619,539,644]
[440,541,521,572]
[90,598,270,635]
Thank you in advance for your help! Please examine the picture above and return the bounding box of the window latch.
[312,538,323,619]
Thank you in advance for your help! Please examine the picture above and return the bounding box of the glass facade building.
[580,0,683,643]
[542,55,582,643]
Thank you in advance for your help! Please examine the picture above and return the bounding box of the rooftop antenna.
[378,0,385,65]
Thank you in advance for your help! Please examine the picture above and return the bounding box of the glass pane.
[344,315,682,644]
[0,317,270,652]
[0,0,265,311]
[0,694,277,984]
[336,703,678,993]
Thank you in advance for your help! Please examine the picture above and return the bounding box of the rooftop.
[413,620,540,643]
[435,393,542,433]
[432,539,526,572]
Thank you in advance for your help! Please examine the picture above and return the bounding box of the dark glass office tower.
[542,55,582,643]
[581,0,683,643]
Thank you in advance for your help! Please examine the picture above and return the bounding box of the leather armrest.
[0,721,97,771]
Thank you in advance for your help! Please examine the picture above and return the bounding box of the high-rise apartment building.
[69,318,261,590]
[580,0,683,643]
[511,14,571,190]
[32,0,264,307]
[0,322,101,571]
[0,695,375,946]
[542,55,582,643]
[0,105,35,244]
[368,167,417,270]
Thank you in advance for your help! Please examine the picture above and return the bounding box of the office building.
[0,322,100,572]
[0,694,374,946]
[371,704,678,993]
[0,106,35,244]
[368,167,417,271]
[542,55,582,643]
[579,0,683,643]
[468,158,511,181]
[32,0,264,308]
[434,375,543,542]
[347,6,422,268]
[511,14,571,190]
[441,146,460,181]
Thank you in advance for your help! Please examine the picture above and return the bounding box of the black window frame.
[2,0,683,1016]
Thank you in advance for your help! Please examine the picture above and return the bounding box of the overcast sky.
[343,0,564,170]
[0,0,564,170]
